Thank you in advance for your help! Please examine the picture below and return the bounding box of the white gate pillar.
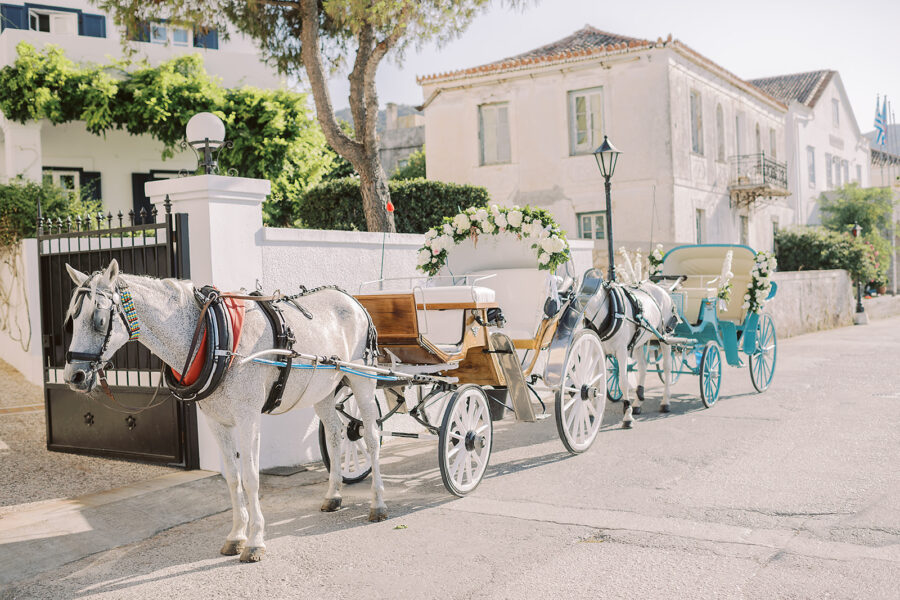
[146,175,270,472]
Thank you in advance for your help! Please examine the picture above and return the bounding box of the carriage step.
[490,332,535,423]
[535,413,550,421]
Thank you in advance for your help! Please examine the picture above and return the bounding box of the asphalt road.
[4,317,899,599]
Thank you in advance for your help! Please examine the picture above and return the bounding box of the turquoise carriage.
[607,244,778,406]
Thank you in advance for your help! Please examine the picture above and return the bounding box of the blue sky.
[326,0,900,135]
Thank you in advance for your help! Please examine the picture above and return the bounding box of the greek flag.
[874,97,887,147]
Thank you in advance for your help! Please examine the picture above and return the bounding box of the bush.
[390,148,426,180]
[774,227,879,282]
[296,177,490,233]
[0,179,100,245]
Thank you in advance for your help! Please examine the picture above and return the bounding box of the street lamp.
[593,135,622,281]
[851,222,865,317]
[185,112,229,174]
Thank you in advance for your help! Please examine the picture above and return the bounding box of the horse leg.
[660,344,672,413]
[315,393,344,512]
[619,346,635,429]
[205,418,248,556]
[633,347,647,416]
[347,375,387,522]
[236,413,266,563]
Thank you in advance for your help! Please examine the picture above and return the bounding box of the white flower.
[432,235,452,253]
[424,238,432,247]
[742,302,750,309]
[540,238,556,253]
[744,293,750,300]
[494,213,507,228]
[425,229,438,240]
[538,253,550,265]
[481,220,495,233]
[490,204,500,215]
[416,250,431,266]
[453,213,471,232]
[507,210,524,227]
[552,237,566,252]
[442,223,453,235]
[473,208,489,222]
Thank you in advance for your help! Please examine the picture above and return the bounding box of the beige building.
[418,26,793,254]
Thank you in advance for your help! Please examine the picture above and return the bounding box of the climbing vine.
[0,42,336,225]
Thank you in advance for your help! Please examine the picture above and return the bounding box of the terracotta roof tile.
[748,70,835,108]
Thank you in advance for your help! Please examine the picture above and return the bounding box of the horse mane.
[119,272,194,304]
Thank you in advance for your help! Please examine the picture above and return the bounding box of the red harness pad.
[171,297,245,386]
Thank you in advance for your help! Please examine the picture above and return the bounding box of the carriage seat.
[465,269,551,341]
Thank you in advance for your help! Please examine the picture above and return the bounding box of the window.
[740,215,749,246]
[807,146,816,187]
[28,8,76,34]
[568,88,603,154]
[842,160,849,184]
[577,212,606,240]
[478,102,511,165]
[834,156,842,187]
[715,104,725,161]
[695,209,704,244]
[769,128,777,159]
[690,90,703,154]
[172,27,189,46]
[832,99,840,127]
[856,164,862,182]
[735,113,743,155]
[150,23,167,44]
[772,218,779,251]
[754,123,761,154]
[43,169,80,191]
[825,153,833,188]
[29,11,49,32]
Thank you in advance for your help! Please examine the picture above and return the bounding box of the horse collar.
[118,280,141,341]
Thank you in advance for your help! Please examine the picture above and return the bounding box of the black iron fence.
[37,198,197,466]
[729,153,788,190]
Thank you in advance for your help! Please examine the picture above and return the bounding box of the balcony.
[728,153,789,208]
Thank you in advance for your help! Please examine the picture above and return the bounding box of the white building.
[418,26,793,255]
[749,70,870,225]
[0,0,281,216]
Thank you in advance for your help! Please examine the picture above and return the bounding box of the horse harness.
[589,281,671,352]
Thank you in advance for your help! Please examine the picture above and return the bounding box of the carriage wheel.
[646,344,684,385]
[555,329,606,454]
[438,385,493,497]
[699,342,722,408]
[606,355,623,402]
[318,386,383,484]
[749,314,777,393]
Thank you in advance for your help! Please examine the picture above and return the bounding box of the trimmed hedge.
[774,227,879,282]
[296,177,489,233]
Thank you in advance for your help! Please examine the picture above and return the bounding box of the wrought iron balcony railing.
[728,153,788,190]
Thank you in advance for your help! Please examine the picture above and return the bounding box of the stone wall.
[768,269,854,338]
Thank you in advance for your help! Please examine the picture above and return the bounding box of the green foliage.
[0,179,102,245]
[391,148,426,180]
[820,183,894,237]
[774,227,881,283]
[0,42,335,226]
[297,177,489,233]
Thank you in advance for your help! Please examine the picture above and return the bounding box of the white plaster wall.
[788,75,871,225]
[768,269,854,338]
[0,239,42,386]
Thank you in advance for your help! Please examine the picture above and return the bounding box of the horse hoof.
[636,386,645,401]
[239,546,266,563]
[368,506,388,522]
[632,406,642,415]
[320,497,342,512]
[220,540,245,556]
[660,404,670,413]
[622,420,633,429]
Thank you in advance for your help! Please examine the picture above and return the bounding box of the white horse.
[63,260,386,563]
[595,280,677,428]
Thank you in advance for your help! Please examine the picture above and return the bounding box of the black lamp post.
[593,135,622,281]
[851,223,864,314]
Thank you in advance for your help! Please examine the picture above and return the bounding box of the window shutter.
[78,13,106,38]
[496,105,510,163]
[81,172,102,201]
[1,4,27,30]
[193,28,219,49]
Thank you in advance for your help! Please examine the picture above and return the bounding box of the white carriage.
[319,234,608,496]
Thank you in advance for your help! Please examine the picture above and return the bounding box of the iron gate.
[38,199,199,468]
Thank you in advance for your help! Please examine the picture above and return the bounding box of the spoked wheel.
[645,344,684,385]
[749,313,777,393]
[438,385,493,497]
[606,354,623,402]
[699,342,722,408]
[319,386,383,484]
[555,329,606,454]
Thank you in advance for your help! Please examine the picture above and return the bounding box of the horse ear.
[102,259,120,284]
[66,264,89,286]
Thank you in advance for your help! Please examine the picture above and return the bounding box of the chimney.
[386,102,399,131]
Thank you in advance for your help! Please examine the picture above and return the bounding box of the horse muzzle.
[64,361,98,393]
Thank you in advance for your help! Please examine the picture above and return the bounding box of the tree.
[95,0,509,232]
[819,183,894,236]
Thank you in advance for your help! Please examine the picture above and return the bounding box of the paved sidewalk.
[2,318,899,599]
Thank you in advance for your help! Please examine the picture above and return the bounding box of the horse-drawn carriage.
[606,244,778,407]
[320,234,608,496]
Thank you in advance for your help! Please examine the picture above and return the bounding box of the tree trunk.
[356,147,395,232]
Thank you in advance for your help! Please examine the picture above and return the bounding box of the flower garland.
[743,250,777,314]
[417,205,570,276]
[716,250,734,309]
[648,244,664,278]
